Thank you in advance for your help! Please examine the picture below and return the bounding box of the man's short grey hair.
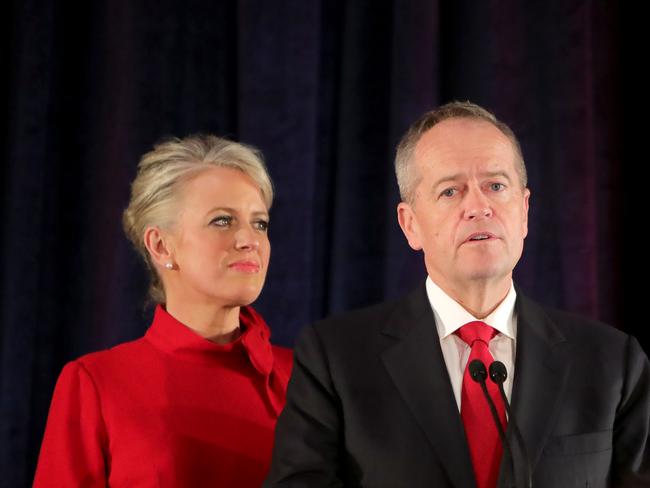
[395,101,527,204]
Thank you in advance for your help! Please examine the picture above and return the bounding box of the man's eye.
[440,188,457,198]
[490,183,505,191]
[211,216,232,227]
[253,220,269,232]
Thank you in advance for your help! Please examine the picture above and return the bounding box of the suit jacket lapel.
[510,292,571,478]
[381,286,477,488]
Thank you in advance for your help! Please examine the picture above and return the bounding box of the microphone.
[489,361,533,488]
[468,360,515,487]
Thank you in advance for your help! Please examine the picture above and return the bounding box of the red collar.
[144,304,274,376]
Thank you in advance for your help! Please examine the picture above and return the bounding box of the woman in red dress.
[34,135,292,487]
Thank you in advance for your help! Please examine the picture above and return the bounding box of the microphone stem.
[478,381,514,488]
[497,383,533,488]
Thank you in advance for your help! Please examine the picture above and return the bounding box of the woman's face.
[164,166,271,308]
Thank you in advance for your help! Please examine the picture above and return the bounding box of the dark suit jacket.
[265,285,650,487]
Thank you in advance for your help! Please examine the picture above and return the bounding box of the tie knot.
[455,321,498,346]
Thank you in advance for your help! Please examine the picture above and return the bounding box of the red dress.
[33,305,293,487]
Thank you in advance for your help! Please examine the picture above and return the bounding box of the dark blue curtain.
[1,1,640,485]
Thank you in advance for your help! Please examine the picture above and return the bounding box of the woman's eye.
[211,216,232,227]
[253,220,269,232]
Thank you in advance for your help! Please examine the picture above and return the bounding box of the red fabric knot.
[240,306,274,377]
[455,321,506,488]
[455,320,498,348]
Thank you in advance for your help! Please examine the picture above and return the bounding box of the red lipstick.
[228,260,260,273]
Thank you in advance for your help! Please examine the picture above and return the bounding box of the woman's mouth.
[228,261,260,273]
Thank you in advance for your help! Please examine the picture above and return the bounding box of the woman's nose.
[234,226,260,251]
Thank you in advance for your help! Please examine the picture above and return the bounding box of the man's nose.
[463,188,493,220]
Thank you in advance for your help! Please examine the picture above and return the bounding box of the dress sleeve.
[33,360,109,487]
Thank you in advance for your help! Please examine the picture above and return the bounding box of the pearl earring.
[164,262,174,270]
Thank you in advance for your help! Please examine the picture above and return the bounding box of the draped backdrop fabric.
[0,1,641,486]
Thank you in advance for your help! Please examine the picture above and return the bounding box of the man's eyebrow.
[482,171,513,182]
[431,174,462,190]
[431,171,513,190]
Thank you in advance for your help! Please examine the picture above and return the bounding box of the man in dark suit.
[265,102,650,487]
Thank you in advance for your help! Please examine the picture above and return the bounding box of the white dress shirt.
[425,277,517,411]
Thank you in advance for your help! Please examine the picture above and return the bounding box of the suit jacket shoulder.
[513,291,650,486]
[523,294,627,343]
[308,286,431,350]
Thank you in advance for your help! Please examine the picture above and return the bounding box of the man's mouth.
[465,232,496,243]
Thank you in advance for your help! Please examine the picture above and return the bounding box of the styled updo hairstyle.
[123,134,273,304]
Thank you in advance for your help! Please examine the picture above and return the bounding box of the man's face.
[397,118,530,293]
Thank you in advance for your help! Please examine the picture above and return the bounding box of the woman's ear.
[143,226,175,270]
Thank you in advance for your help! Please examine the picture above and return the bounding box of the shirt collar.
[425,277,517,340]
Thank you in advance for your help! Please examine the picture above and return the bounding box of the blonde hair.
[395,101,527,204]
[123,134,273,303]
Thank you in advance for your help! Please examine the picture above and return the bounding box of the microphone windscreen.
[489,361,508,384]
[469,359,487,382]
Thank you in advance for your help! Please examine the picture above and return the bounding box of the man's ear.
[143,226,175,269]
[522,187,531,239]
[397,202,423,251]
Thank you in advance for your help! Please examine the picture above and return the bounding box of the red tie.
[456,321,507,488]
